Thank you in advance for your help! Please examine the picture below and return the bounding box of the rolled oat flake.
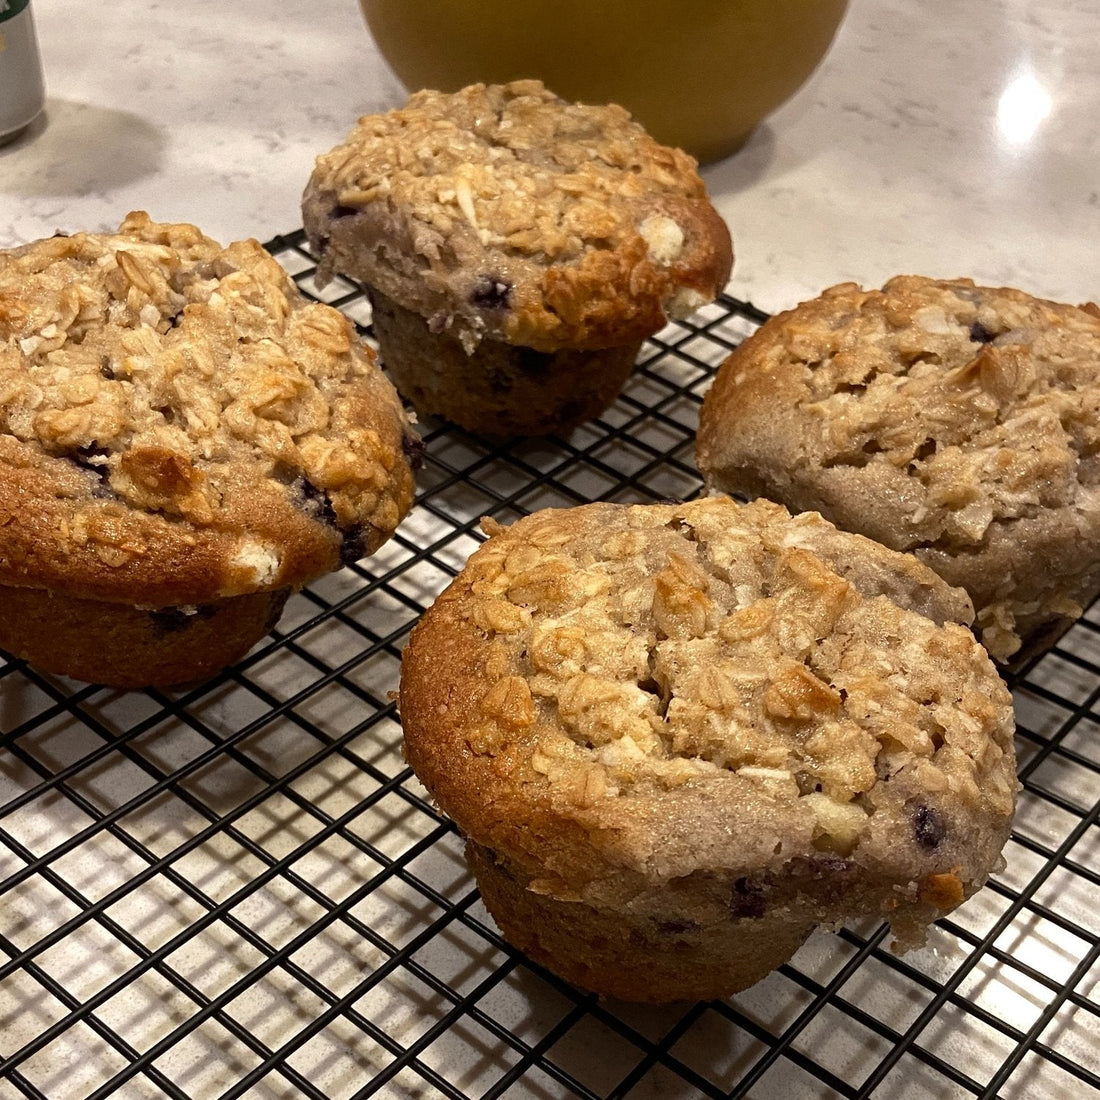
[0,0,45,145]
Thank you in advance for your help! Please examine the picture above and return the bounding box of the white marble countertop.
[2,0,1098,317]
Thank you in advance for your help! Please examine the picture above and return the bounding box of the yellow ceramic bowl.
[359,0,849,163]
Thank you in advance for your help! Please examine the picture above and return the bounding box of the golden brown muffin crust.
[696,276,1100,661]
[0,213,417,605]
[400,498,1015,944]
[303,80,733,352]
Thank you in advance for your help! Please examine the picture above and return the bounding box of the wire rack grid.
[1,229,1098,1100]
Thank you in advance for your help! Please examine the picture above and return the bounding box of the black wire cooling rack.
[2,230,1099,1100]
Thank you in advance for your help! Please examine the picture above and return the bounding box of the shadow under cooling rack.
[0,229,1098,1099]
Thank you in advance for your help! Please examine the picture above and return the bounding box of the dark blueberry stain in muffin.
[304,476,372,564]
[99,356,115,380]
[68,445,115,499]
[275,467,376,567]
[969,321,997,344]
[913,803,946,849]
[516,347,553,377]
[296,477,340,529]
[401,429,425,472]
[471,275,513,311]
[338,524,371,568]
[148,603,218,635]
[329,205,360,219]
[729,877,767,919]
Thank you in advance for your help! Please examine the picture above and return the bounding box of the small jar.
[0,0,46,146]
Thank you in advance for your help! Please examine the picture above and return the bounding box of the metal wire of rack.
[1,228,1098,1099]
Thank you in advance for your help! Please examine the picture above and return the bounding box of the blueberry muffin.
[697,277,1100,664]
[0,212,418,688]
[302,80,733,437]
[399,497,1017,1003]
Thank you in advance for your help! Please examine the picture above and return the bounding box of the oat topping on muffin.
[303,80,732,355]
[400,497,1016,1001]
[0,212,417,608]
[697,276,1100,662]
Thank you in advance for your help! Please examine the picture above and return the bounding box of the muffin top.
[696,276,1100,660]
[303,80,733,352]
[0,212,417,606]
[400,497,1016,909]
